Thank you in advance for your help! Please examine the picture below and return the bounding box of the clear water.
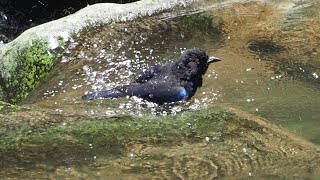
[8,0,320,178]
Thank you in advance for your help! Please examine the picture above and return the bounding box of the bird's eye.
[195,59,200,64]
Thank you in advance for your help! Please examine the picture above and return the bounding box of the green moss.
[57,37,67,47]
[0,109,234,164]
[180,12,222,35]
[0,40,62,103]
[0,100,20,114]
[177,12,223,47]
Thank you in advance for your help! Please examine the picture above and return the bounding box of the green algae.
[0,108,233,166]
[0,101,20,114]
[0,40,62,103]
[181,13,220,33]
[179,12,223,44]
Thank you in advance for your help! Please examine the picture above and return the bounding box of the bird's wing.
[134,62,174,83]
[81,89,126,100]
[173,61,199,81]
[126,83,188,103]
[134,65,160,83]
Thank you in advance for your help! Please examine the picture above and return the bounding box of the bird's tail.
[81,89,126,100]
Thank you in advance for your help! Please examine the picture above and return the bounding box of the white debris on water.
[246,98,255,103]
[205,136,210,142]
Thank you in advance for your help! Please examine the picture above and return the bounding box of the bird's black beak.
[208,56,221,64]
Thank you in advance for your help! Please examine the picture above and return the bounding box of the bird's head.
[180,48,220,75]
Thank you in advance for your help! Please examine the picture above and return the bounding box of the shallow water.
[11,0,320,178]
[23,0,320,143]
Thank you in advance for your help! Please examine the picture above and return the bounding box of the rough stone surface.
[0,0,141,43]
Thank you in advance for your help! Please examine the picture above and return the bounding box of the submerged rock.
[0,104,319,178]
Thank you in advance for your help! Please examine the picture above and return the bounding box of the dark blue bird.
[82,48,220,104]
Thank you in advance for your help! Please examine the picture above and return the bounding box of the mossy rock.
[1,106,320,179]
[0,108,232,152]
[0,107,231,168]
[0,101,20,114]
[0,40,62,103]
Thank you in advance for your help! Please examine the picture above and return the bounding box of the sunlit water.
[11,0,320,178]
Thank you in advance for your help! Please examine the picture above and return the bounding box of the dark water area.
[2,0,320,178]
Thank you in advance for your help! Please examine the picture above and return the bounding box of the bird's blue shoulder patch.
[177,88,188,101]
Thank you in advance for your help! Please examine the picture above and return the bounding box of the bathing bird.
[82,48,220,104]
